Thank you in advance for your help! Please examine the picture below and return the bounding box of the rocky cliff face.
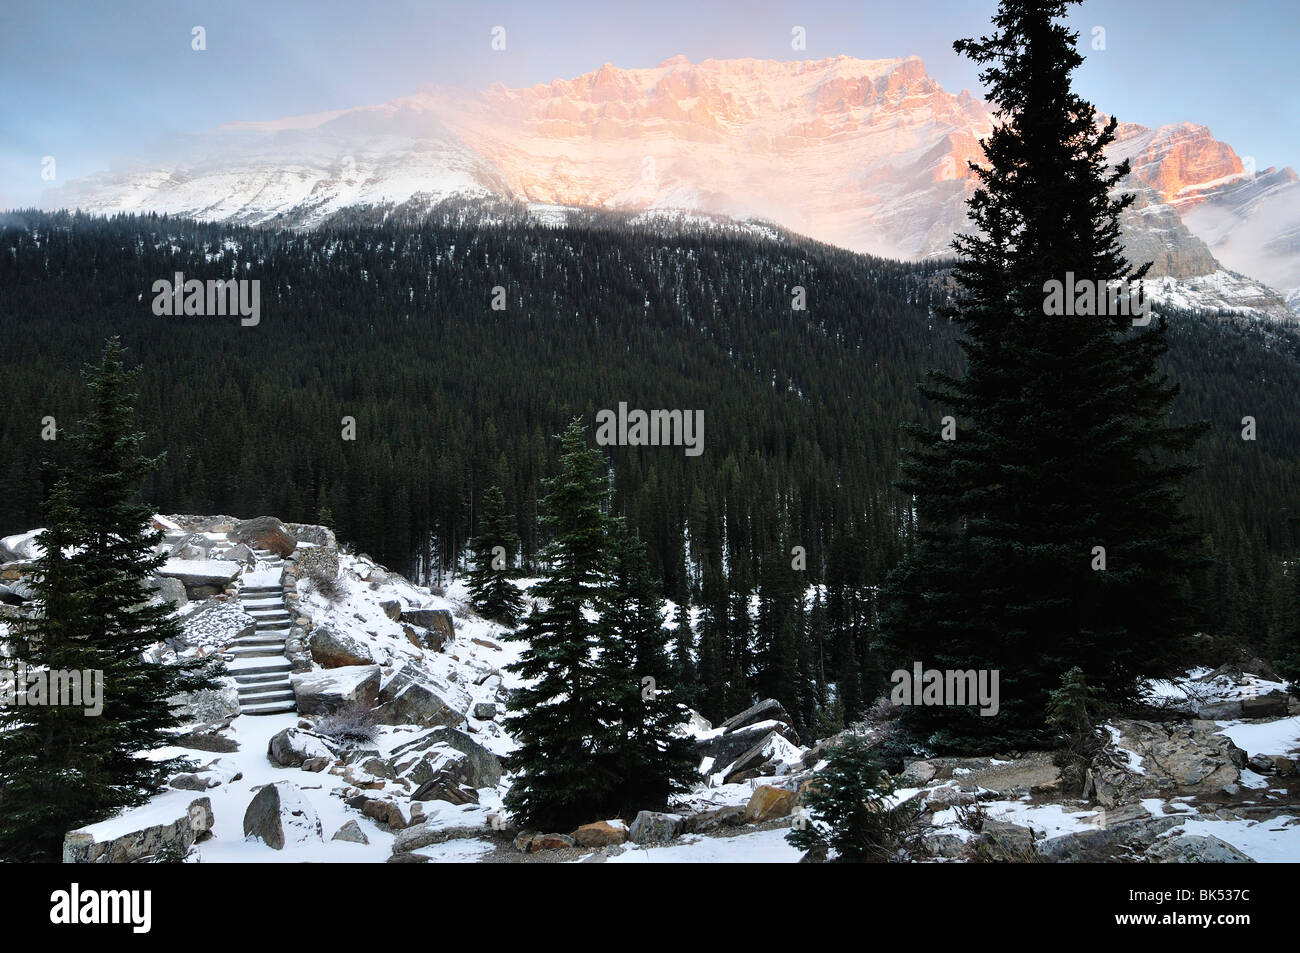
[43,55,1299,306]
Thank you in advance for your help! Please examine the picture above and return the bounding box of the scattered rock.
[745,784,798,822]
[975,819,1037,861]
[308,626,375,668]
[474,702,498,720]
[146,574,188,609]
[267,727,337,767]
[385,851,429,863]
[1266,755,1296,777]
[392,823,490,854]
[374,661,471,728]
[574,820,628,848]
[156,559,242,594]
[720,698,796,738]
[169,773,220,791]
[401,608,455,647]
[1146,833,1255,863]
[64,797,213,863]
[225,543,257,567]
[232,516,297,558]
[168,683,241,727]
[242,782,322,850]
[1091,719,1246,808]
[628,810,682,846]
[901,760,939,785]
[923,831,969,859]
[331,820,369,844]
[391,726,502,787]
[411,771,480,805]
[683,805,747,834]
[173,730,239,753]
[290,665,381,717]
[694,720,799,773]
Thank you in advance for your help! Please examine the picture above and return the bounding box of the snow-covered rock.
[242,781,323,850]
[290,665,381,716]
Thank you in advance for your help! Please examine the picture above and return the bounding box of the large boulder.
[231,517,297,559]
[1146,833,1255,863]
[64,796,213,863]
[720,698,796,737]
[1038,814,1188,863]
[411,771,480,805]
[157,559,242,597]
[374,661,470,728]
[0,533,39,563]
[169,683,241,728]
[574,820,628,848]
[694,720,800,774]
[975,820,1038,861]
[146,574,189,609]
[391,822,489,854]
[628,811,682,845]
[744,784,797,822]
[224,543,257,567]
[290,665,381,716]
[719,729,804,783]
[242,782,322,850]
[267,727,338,767]
[1091,719,1247,808]
[0,530,43,562]
[308,626,375,668]
[682,806,747,834]
[400,608,455,647]
[177,599,256,650]
[389,726,502,787]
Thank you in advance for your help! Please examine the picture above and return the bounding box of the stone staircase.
[229,552,296,716]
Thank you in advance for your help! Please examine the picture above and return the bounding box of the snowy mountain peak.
[38,55,1300,312]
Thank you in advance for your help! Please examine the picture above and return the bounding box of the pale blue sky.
[1,0,1296,208]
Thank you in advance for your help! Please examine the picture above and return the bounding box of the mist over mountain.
[44,55,1300,315]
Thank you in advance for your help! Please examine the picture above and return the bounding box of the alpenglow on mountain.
[45,54,1300,312]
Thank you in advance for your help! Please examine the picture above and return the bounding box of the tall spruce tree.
[594,525,698,815]
[502,419,620,830]
[875,0,1204,752]
[467,484,525,626]
[0,339,220,861]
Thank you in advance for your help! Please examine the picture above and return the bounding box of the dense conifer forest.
[1,206,1297,729]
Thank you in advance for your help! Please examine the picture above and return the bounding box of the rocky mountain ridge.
[41,55,1300,317]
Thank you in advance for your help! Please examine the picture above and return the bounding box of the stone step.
[233,671,290,686]
[238,688,295,704]
[226,645,288,660]
[233,635,287,648]
[254,623,292,634]
[242,699,297,716]
[240,586,284,596]
[227,659,291,677]
[245,604,288,614]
